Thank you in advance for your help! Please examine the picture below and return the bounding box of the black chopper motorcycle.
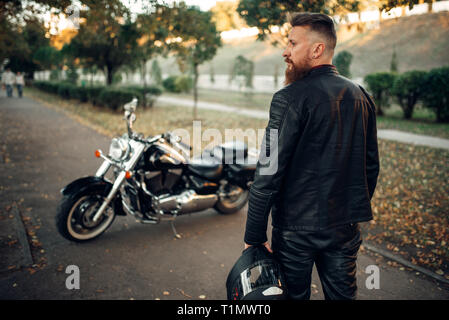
[56,98,258,242]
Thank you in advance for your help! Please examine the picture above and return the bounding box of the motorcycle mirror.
[124,98,138,113]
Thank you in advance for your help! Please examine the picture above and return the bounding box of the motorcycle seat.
[188,158,223,180]
[211,141,249,164]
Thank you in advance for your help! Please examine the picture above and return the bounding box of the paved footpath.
[0,92,448,300]
[158,96,449,151]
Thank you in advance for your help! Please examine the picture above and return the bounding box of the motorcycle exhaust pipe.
[157,190,218,215]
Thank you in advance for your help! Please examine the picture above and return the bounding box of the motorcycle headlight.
[109,138,130,161]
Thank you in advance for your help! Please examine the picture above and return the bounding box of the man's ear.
[311,42,326,59]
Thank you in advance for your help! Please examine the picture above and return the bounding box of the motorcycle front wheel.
[56,189,116,242]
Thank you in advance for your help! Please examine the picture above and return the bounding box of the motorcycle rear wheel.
[56,190,116,242]
[215,185,249,214]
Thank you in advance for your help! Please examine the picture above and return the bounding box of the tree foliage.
[364,72,398,115]
[33,46,62,70]
[64,0,139,85]
[0,0,71,67]
[168,3,222,119]
[4,17,51,76]
[392,70,427,119]
[236,0,360,45]
[421,66,449,123]
[390,49,399,73]
[211,1,246,32]
[230,55,254,90]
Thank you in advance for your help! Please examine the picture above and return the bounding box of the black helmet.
[226,245,287,300]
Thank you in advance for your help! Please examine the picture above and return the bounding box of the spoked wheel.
[215,184,249,214]
[57,191,116,242]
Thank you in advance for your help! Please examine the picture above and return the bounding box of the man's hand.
[245,241,273,253]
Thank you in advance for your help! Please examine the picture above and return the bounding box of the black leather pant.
[272,223,362,300]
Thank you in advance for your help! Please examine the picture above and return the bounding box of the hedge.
[364,72,398,116]
[162,75,193,93]
[97,88,141,111]
[122,85,163,107]
[57,82,76,99]
[421,66,449,123]
[33,81,162,111]
[391,70,428,119]
[363,66,449,122]
[85,86,106,105]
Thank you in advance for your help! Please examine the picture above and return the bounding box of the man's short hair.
[288,12,337,51]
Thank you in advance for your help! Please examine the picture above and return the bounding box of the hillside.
[157,11,449,79]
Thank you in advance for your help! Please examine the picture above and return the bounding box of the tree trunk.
[106,65,114,86]
[376,104,384,116]
[403,107,413,119]
[141,59,148,107]
[403,97,416,119]
[193,63,199,120]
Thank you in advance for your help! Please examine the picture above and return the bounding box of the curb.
[11,203,34,268]
[363,242,449,286]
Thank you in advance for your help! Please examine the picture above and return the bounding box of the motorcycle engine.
[144,169,182,194]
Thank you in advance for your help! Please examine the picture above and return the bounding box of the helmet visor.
[230,261,284,300]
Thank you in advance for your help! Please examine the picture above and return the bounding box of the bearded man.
[244,13,379,300]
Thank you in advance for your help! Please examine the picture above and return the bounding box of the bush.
[421,66,449,123]
[175,75,193,93]
[162,75,193,93]
[364,72,398,115]
[333,50,353,78]
[162,76,180,93]
[97,88,138,111]
[69,86,89,102]
[57,82,76,99]
[122,85,163,108]
[392,70,428,119]
[85,86,106,105]
[34,81,60,94]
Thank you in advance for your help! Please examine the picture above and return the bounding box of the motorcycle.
[56,98,257,242]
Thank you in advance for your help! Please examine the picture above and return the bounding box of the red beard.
[284,59,312,86]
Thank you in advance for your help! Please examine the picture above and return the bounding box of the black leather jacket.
[244,65,379,245]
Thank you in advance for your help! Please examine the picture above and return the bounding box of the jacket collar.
[307,64,339,77]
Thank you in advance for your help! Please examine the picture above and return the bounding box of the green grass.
[377,104,449,139]
[163,88,272,111]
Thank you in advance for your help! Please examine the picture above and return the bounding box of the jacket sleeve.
[244,91,304,245]
[366,103,379,200]
[360,86,380,200]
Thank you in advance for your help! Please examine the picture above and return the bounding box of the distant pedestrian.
[1,68,15,97]
[15,72,25,98]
